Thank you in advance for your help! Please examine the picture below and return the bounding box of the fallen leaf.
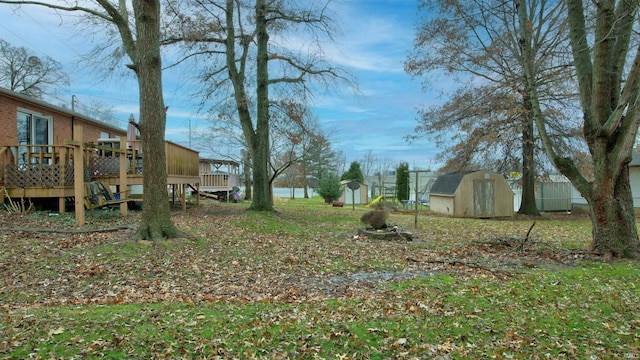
[48,326,65,336]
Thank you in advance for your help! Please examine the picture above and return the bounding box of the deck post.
[59,197,66,214]
[58,148,67,214]
[181,184,186,210]
[72,125,85,226]
[119,138,128,216]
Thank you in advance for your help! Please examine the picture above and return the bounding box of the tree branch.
[0,0,112,21]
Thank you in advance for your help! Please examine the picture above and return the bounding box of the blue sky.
[0,0,444,171]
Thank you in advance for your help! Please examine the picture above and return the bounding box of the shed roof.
[429,171,475,195]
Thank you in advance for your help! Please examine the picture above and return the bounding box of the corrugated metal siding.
[535,182,572,211]
[512,182,575,212]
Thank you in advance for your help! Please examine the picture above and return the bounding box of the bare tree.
[196,98,328,201]
[333,149,347,177]
[168,0,353,211]
[0,0,184,240]
[73,97,117,125]
[0,38,69,98]
[268,100,316,200]
[359,150,376,179]
[405,0,580,216]
[518,0,640,257]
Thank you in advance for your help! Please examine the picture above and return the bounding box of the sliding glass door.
[17,110,53,164]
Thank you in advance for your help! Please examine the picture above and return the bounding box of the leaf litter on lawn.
[0,203,602,311]
[2,202,639,358]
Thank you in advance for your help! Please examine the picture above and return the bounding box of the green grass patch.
[1,198,636,358]
[2,262,639,358]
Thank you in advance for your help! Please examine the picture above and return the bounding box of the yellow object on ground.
[365,195,383,208]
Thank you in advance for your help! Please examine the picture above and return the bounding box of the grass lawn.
[1,197,638,359]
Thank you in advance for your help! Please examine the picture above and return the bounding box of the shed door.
[473,180,495,216]
[344,187,361,205]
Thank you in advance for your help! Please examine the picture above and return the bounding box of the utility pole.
[407,169,430,228]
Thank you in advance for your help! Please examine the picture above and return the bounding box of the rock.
[357,227,412,241]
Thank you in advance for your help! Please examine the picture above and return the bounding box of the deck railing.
[88,140,143,177]
[1,140,199,188]
[200,173,239,188]
[0,144,87,187]
[87,139,199,179]
[165,141,199,177]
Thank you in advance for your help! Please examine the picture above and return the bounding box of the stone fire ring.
[357,228,413,241]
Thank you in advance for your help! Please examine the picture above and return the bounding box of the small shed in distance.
[338,180,369,205]
[429,171,514,218]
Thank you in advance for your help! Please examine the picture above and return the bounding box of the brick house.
[0,86,126,152]
[0,87,200,220]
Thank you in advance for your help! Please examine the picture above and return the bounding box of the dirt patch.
[300,270,436,296]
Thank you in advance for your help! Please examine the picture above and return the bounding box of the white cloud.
[0,0,445,169]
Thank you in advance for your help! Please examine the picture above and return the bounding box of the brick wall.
[0,91,126,146]
[0,96,17,145]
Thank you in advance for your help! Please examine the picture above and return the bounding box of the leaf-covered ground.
[0,202,594,308]
[1,200,638,358]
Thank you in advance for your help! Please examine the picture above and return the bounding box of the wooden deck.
[1,125,200,224]
[92,139,200,186]
[199,173,239,192]
[197,158,241,199]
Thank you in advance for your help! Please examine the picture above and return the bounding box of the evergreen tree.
[341,161,364,183]
[316,173,343,203]
[396,162,410,201]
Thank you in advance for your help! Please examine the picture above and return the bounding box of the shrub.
[316,173,343,203]
[360,209,388,229]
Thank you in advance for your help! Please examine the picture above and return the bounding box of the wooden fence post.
[119,138,128,216]
[73,125,85,226]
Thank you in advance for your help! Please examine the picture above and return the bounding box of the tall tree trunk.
[242,149,252,200]
[249,0,273,211]
[564,0,639,258]
[588,165,638,257]
[224,0,271,210]
[518,93,540,216]
[133,0,183,240]
[519,0,640,258]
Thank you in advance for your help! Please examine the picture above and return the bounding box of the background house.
[510,174,575,212]
[429,170,514,218]
[630,152,640,208]
[197,158,241,201]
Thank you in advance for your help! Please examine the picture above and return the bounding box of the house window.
[17,109,53,164]
[100,131,110,139]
